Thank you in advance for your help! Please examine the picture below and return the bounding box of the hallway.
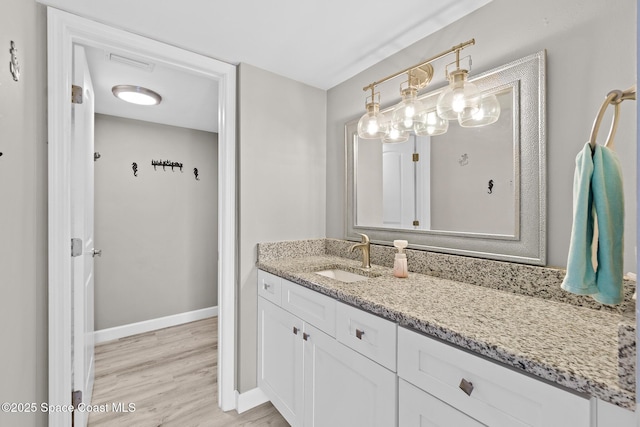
[88,318,288,426]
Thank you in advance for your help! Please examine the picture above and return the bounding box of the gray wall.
[94,114,218,330]
[327,0,637,272]
[2,3,637,425]
[238,63,327,392]
[0,2,48,427]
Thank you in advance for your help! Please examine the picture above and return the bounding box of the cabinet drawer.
[336,302,397,371]
[258,270,282,305]
[281,279,336,337]
[399,379,483,427]
[397,327,590,427]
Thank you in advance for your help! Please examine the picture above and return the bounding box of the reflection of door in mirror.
[356,135,431,229]
[382,135,430,229]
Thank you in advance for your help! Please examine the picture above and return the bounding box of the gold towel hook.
[589,85,636,151]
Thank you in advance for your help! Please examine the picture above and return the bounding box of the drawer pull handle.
[293,326,298,335]
[303,332,310,341]
[355,329,365,340]
[459,378,474,396]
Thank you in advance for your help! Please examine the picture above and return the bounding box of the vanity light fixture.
[458,92,501,127]
[435,52,480,120]
[112,85,162,106]
[357,39,499,141]
[356,88,386,139]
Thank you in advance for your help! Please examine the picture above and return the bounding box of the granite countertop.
[257,254,635,409]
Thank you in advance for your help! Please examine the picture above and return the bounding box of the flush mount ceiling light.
[357,39,499,141]
[112,85,162,106]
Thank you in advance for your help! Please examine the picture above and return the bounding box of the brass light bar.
[362,38,476,93]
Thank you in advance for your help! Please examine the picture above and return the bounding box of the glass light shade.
[414,109,449,136]
[436,69,480,120]
[112,85,162,105]
[392,87,426,132]
[458,93,501,127]
[382,126,409,143]
[357,102,386,139]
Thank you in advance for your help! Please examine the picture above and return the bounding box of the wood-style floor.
[88,317,289,426]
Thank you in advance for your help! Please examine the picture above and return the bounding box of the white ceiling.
[44,0,493,132]
[83,46,219,132]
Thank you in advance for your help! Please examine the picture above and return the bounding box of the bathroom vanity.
[256,239,636,427]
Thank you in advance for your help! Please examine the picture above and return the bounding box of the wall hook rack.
[151,159,183,172]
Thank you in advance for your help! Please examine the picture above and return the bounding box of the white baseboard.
[235,388,269,414]
[94,306,218,344]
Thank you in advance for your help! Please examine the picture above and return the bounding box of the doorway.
[47,8,237,427]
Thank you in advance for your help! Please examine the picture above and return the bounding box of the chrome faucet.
[350,233,371,269]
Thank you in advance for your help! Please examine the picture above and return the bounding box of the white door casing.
[46,8,237,427]
[71,44,96,427]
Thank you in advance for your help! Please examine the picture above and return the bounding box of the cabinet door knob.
[263,282,271,290]
[303,332,310,341]
[355,329,365,340]
[459,378,474,396]
[293,326,298,335]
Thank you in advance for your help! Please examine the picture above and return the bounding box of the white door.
[399,379,486,427]
[382,138,414,228]
[303,324,397,427]
[258,298,304,426]
[71,44,96,427]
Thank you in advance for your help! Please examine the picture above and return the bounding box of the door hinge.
[94,152,101,161]
[412,153,419,162]
[71,390,82,410]
[413,220,420,226]
[71,85,83,104]
[71,238,83,257]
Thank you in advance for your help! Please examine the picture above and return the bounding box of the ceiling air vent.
[108,53,155,72]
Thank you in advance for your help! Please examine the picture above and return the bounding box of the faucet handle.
[356,233,370,244]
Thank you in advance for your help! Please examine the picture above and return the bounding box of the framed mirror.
[346,50,546,265]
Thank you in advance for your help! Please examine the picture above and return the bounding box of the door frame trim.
[46,8,237,426]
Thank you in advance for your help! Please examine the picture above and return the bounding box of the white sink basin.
[314,269,369,283]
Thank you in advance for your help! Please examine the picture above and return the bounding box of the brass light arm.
[362,38,475,93]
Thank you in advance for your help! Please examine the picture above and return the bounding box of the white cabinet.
[399,379,484,427]
[336,301,397,371]
[303,322,396,427]
[258,269,282,306]
[259,270,616,427]
[257,270,397,427]
[258,297,304,426]
[596,398,636,427]
[281,278,336,337]
[397,327,591,427]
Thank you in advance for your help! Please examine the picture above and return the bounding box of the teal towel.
[561,143,624,305]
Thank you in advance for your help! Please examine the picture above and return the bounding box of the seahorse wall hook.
[194,167,200,181]
[9,41,20,82]
[132,162,138,177]
[488,179,494,194]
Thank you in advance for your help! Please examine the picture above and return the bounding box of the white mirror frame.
[346,50,546,265]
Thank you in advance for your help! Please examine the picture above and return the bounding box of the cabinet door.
[258,298,304,426]
[399,379,485,427]
[398,327,590,427]
[303,323,397,427]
